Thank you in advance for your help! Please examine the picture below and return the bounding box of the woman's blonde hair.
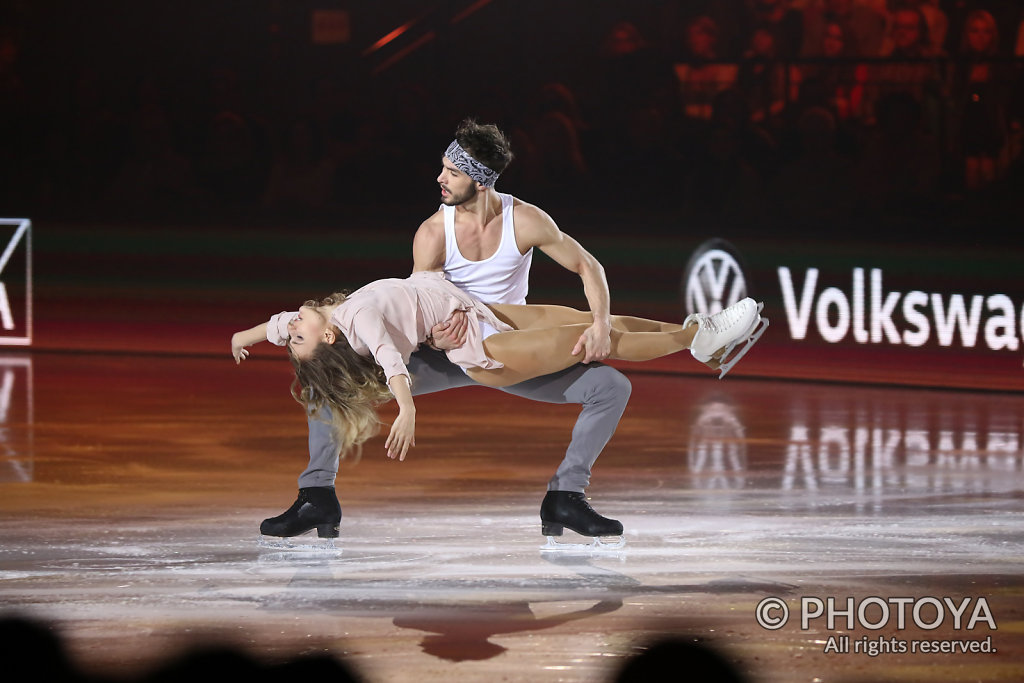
[288,292,393,456]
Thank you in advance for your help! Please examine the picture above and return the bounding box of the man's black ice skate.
[259,486,341,544]
[540,491,625,551]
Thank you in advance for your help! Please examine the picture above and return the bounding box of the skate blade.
[257,535,342,554]
[540,535,626,553]
[717,310,768,379]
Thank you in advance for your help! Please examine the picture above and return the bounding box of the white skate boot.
[685,298,768,378]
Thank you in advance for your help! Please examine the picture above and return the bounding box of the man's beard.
[442,182,478,206]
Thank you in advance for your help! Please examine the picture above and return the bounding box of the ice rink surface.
[1,353,1023,682]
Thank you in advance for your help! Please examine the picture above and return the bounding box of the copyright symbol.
[756,597,789,630]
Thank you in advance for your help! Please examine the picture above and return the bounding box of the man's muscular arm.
[411,212,468,349]
[515,203,612,363]
[412,212,446,272]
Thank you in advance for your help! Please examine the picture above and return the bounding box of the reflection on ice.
[688,397,747,490]
[0,358,32,484]
[684,385,1024,510]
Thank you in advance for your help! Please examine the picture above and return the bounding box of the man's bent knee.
[585,365,632,406]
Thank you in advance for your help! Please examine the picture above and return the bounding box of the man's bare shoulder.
[511,197,560,245]
[413,210,446,246]
[416,208,445,233]
[510,197,551,221]
[412,208,446,271]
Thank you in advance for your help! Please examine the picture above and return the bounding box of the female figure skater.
[231,270,765,461]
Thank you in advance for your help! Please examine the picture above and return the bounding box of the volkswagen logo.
[681,238,749,316]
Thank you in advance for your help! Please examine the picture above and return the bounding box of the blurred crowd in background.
[1,0,1022,237]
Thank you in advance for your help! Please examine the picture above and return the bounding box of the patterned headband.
[445,140,499,187]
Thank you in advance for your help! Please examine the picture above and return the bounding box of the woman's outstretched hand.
[386,409,416,461]
[386,375,416,460]
[231,324,268,364]
[231,333,250,364]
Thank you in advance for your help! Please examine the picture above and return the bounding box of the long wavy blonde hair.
[287,292,393,456]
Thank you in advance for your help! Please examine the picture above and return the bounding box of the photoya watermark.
[756,596,996,630]
[755,596,998,656]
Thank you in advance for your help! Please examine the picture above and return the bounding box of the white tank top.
[442,192,533,305]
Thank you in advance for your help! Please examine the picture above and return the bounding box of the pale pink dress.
[266,271,513,382]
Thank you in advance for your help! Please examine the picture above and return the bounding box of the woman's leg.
[487,304,592,330]
[468,323,693,387]
[489,303,690,334]
[611,315,688,334]
[477,297,770,385]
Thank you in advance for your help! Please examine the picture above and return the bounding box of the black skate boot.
[540,491,623,538]
[260,486,341,539]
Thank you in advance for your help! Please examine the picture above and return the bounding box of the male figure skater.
[260,119,632,544]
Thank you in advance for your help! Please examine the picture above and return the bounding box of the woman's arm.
[231,323,269,363]
[384,374,416,461]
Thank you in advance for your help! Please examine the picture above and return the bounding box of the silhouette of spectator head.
[961,9,999,56]
[603,21,648,57]
[748,25,777,58]
[0,616,78,683]
[889,7,931,56]
[267,653,363,682]
[615,638,746,682]
[822,20,851,58]
[142,646,265,683]
[687,16,721,60]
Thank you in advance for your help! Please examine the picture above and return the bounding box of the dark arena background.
[1,2,1024,682]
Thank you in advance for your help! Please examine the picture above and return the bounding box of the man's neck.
[454,188,501,228]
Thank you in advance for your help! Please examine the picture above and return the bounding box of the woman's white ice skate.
[685,298,768,378]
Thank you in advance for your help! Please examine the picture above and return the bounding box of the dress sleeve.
[349,307,409,383]
[266,311,298,346]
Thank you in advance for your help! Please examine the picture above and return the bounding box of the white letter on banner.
[778,267,817,340]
